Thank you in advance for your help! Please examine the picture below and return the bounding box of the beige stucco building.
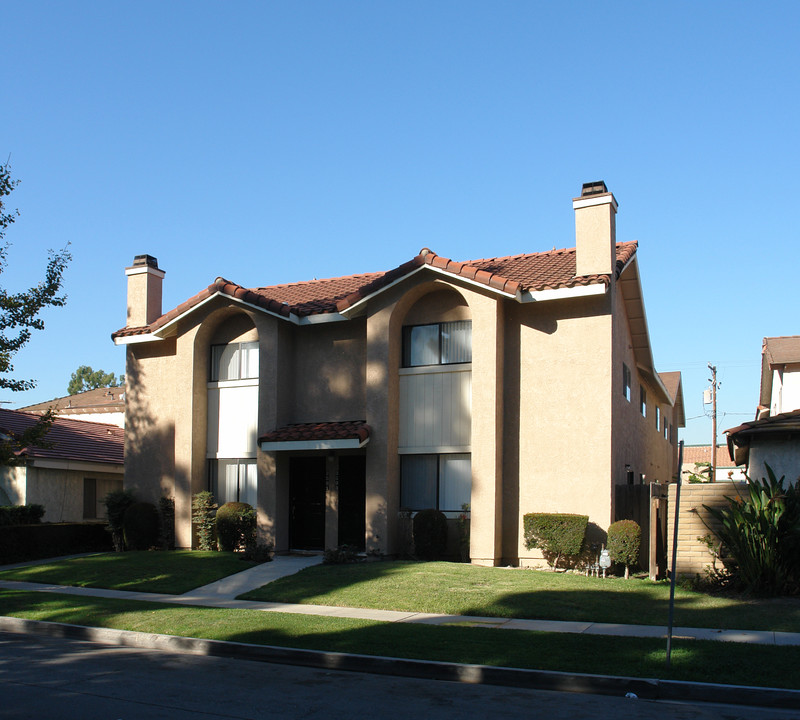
[0,409,124,522]
[113,182,683,565]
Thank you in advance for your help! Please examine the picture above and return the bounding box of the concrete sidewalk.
[2,554,799,646]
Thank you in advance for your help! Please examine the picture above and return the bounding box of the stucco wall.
[0,466,27,506]
[666,481,746,578]
[748,439,800,486]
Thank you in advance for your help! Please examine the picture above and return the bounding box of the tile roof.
[113,242,638,339]
[0,409,124,465]
[681,445,734,466]
[258,421,370,445]
[19,386,125,415]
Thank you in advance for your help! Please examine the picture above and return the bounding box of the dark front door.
[338,455,366,550]
[289,457,326,550]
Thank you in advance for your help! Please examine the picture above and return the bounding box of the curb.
[2,616,799,710]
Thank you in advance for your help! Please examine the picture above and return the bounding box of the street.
[0,631,795,719]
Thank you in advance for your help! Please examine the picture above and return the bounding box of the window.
[402,321,471,367]
[400,453,471,512]
[83,478,97,519]
[622,363,631,402]
[640,387,647,417]
[655,406,661,430]
[210,459,257,507]
[211,341,258,381]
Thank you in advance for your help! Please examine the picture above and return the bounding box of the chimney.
[125,254,165,327]
[573,181,618,277]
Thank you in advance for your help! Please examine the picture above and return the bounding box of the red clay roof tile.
[258,420,370,445]
[112,242,637,338]
[0,409,124,465]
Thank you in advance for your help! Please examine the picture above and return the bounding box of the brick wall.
[666,481,747,578]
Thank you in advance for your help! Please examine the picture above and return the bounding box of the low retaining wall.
[666,481,746,579]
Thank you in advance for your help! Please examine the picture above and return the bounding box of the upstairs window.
[622,363,631,401]
[640,387,647,417]
[655,406,661,430]
[211,341,259,381]
[402,321,471,367]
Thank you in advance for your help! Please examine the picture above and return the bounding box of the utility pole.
[708,363,718,482]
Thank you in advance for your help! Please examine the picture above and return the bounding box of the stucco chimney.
[573,181,618,277]
[125,254,165,327]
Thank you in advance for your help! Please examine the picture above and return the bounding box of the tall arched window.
[398,289,472,514]
[206,319,259,507]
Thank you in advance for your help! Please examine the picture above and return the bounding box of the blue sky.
[3,1,798,446]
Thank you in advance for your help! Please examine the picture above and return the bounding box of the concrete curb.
[2,616,799,710]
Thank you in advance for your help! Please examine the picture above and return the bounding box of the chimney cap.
[581,181,608,197]
[132,254,160,269]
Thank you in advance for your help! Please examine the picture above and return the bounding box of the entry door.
[289,457,326,550]
[337,456,366,550]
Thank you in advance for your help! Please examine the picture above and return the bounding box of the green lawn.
[2,590,799,690]
[0,551,256,594]
[242,561,800,633]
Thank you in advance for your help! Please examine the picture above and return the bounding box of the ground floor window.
[210,459,257,507]
[400,453,471,512]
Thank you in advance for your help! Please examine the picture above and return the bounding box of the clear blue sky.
[3,1,798,446]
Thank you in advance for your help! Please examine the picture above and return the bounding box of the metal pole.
[666,440,684,668]
[708,363,717,482]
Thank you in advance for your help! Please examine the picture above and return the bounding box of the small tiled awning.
[259,421,370,451]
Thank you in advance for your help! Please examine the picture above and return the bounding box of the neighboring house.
[681,444,746,482]
[19,386,126,428]
[113,181,684,565]
[726,336,800,484]
[0,409,124,522]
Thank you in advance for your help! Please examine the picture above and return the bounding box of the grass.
[1,589,799,690]
[242,561,800,633]
[0,551,256,594]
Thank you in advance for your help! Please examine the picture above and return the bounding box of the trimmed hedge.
[523,512,589,569]
[0,522,113,564]
[122,502,160,551]
[216,502,256,552]
[607,519,641,578]
[0,505,45,526]
[413,509,448,560]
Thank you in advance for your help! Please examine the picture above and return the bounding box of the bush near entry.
[216,502,256,552]
[523,513,588,570]
[122,502,160,551]
[413,508,448,560]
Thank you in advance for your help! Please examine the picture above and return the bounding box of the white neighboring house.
[726,336,800,484]
[681,444,746,482]
[18,386,126,428]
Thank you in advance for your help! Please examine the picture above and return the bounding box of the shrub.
[103,488,136,551]
[703,465,800,595]
[0,504,45,525]
[324,544,361,564]
[607,519,641,578]
[413,508,448,560]
[216,502,256,552]
[0,522,112,563]
[191,491,217,551]
[242,542,274,563]
[158,496,175,551]
[457,503,471,562]
[122,502,160,551]
[523,512,588,570]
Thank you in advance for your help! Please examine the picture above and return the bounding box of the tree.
[68,365,124,395]
[0,160,71,463]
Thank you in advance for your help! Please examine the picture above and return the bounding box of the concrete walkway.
[2,554,799,646]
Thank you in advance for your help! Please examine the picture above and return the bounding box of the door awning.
[259,420,370,452]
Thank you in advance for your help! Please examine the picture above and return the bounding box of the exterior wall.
[611,284,676,517]
[667,481,746,578]
[507,290,614,566]
[291,320,366,424]
[771,365,800,415]
[0,466,27,506]
[0,465,121,522]
[748,437,800,485]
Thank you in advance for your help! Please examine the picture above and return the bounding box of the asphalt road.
[1,631,796,720]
